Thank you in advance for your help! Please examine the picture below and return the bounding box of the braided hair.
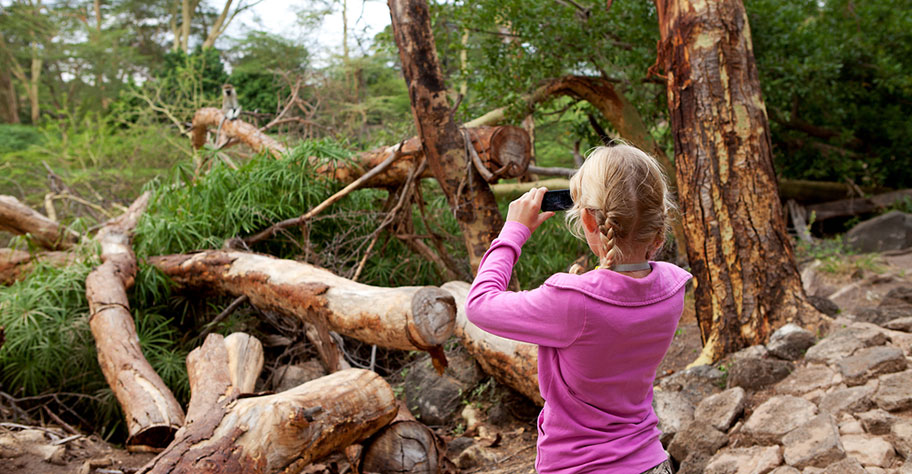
[566,143,674,269]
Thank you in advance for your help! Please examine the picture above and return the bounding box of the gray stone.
[885,317,912,332]
[856,409,897,435]
[703,446,782,474]
[818,383,878,415]
[891,420,912,459]
[446,436,474,458]
[770,467,801,474]
[837,414,864,435]
[808,295,841,317]
[805,327,889,365]
[821,458,866,473]
[854,307,912,327]
[846,211,912,253]
[668,420,728,463]
[695,387,747,432]
[728,357,794,390]
[742,395,817,444]
[678,452,712,474]
[873,370,912,411]
[881,287,912,307]
[732,345,771,362]
[657,365,725,405]
[840,434,896,467]
[782,414,846,469]
[902,460,912,474]
[274,360,326,392]
[405,357,465,425]
[775,365,840,396]
[653,389,695,447]
[769,324,818,361]
[836,346,908,386]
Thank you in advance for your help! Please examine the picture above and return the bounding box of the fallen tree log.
[0,195,79,250]
[86,192,185,449]
[190,107,530,188]
[0,248,74,285]
[149,250,456,369]
[806,189,912,221]
[141,333,397,473]
[360,401,451,473]
[441,281,542,406]
[191,108,287,159]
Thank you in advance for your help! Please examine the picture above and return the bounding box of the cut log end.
[360,420,447,474]
[489,126,532,180]
[409,287,457,352]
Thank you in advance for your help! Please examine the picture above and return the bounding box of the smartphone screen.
[540,189,573,212]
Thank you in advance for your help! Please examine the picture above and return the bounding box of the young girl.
[466,144,691,473]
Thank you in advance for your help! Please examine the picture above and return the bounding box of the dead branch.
[0,195,79,250]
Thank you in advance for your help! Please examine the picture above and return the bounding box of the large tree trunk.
[141,333,398,473]
[85,193,185,448]
[190,108,529,190]
[388,0,505,272]
[0,195,79,250]
[149,250,456,368]
[442,281,542,405]
[654,0,827,365]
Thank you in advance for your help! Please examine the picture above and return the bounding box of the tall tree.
[653,0,826,364]
[0,1,52,123]
[387,0,504,272]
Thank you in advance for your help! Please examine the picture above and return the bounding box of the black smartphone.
[540,189,573,212]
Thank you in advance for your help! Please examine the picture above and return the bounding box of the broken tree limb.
[0,195,79,250]
[441,281,542,406]
[806,188,912,221]
[149,250,456,367]
[142,333,397,474]
[191,107,287,159]
[0,248,74,285]
[325,125,531,188]
[85,192,185,449]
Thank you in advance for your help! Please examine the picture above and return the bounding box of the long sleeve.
[466,221,586,348]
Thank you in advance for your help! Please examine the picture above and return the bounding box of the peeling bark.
[141,333,397,474]
[442,281,542,405]
[653,0,827,364]
[85,192,185,448]
[389,0,506,272]
[149,250,456,364]
[0,195,79,250]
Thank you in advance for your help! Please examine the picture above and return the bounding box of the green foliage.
[0,124,44,154]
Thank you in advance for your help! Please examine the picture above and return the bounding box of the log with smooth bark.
[191,107,287,159]
[85,192,185,448]
[654,0,827,364]
[0,195,78,250]
[149,250,456,366]
[142,333,397,474]
[441,281,542,405]
[0,248,74,285]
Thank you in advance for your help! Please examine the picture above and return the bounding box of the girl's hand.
[506,187,554,233]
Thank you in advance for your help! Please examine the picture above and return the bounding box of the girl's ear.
[581,208,599,233]
[648,235,666,258]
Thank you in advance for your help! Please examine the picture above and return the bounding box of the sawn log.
[0,195,79,250]
[141,333,398,473]
[149,250,456,367]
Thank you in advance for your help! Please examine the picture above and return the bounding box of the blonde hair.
[566,143,675,269]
